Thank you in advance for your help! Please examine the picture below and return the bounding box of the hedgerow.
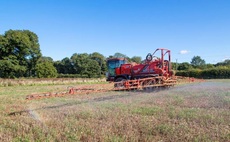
[176,68,230,79]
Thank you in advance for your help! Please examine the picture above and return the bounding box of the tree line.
[0,29,229,79]
[0,30,142,78]
[174,56,226,71]
[174,57,230,79]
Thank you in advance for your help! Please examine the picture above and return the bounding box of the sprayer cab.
[106,58,128,81]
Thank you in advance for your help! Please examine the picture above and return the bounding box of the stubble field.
[0,80,229,142]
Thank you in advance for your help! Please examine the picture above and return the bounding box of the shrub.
[35,62,58,78]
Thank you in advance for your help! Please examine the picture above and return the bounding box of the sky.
[0,0,230,64]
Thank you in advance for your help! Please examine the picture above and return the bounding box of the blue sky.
[1,0,230,63]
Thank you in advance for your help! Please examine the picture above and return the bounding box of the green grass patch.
[193,134,212,142]
[177,108,198,120]
[104,135,125,142]
[131,106,163,116]
[155,124,173,135]
[172,95,184,105]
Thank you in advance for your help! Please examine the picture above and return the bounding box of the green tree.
[171,62,177,70]
[190,56,206,68]
[107,55,114,59]
[83,59,100,78]
[54,57,75,74]
[35,61,57,78]
[113,52,128,58]
[0,35,9,57]
[113,52,131,62]
[131,56,142,63]
[206,63,215,69]
[0,30,41,78]
[0,56,26,78]
[54,60,62,74]
[71,53,100,77]
[71,53,88,74]
[39,56,53,63]
[216,59,230,67]
[90,52,107,75]
[177,62,192,70]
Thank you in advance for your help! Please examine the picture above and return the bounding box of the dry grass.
[0,78,106,87]
[0,79,229,141]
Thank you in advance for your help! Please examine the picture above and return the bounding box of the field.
[0,80,230,142]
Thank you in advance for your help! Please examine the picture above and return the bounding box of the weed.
[172,95,184,105]
[13,136,31,142]
[177,108,198,121]
[167,105,177,119]
[155,124,173,135]
[131,106,162,116]
[76,111,92,120]
[223,97,230,105]
[193,134,211,142]
[104,135,125,142]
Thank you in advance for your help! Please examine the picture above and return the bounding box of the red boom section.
[25,76,204,100]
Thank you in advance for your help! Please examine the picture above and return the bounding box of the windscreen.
[107,60,126,76]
